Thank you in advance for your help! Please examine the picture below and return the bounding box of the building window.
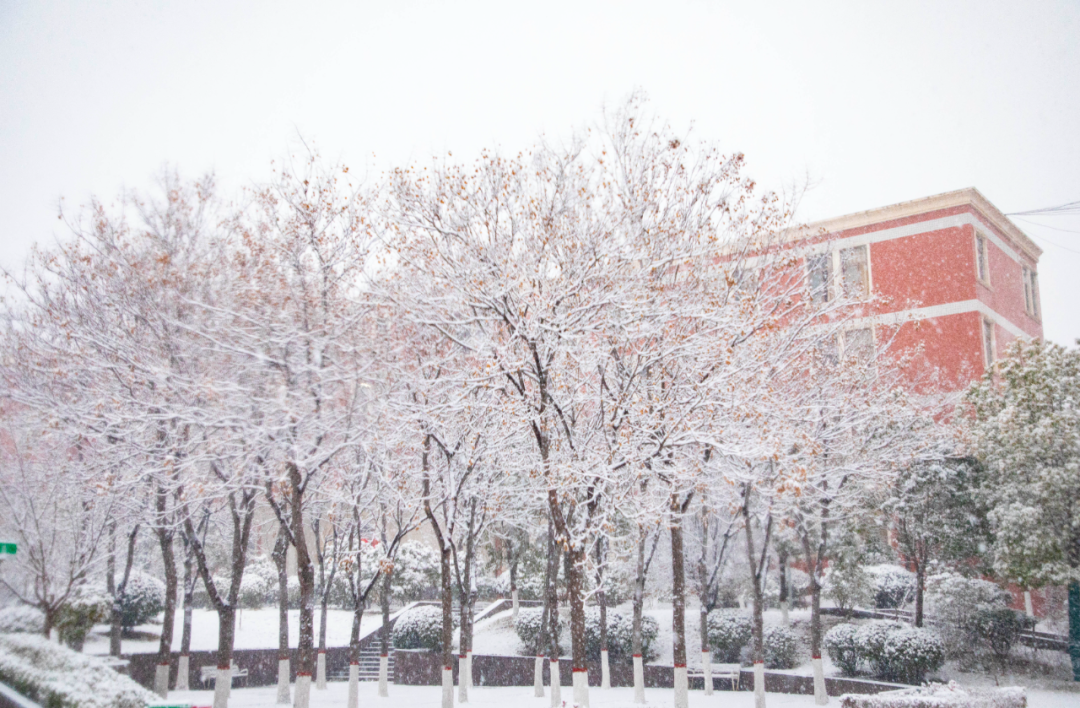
[843,327,875,363]
[1023,266,1040,319]
[840,245,869,299]
[975,233,990,284]
[982,318,995,368]
[807,253,831,304]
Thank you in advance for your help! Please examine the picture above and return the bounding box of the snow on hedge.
[839,682,1026,708]
[0,605,45,634]
[0,632,155,708]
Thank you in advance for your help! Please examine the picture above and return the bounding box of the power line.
[1007,200,1080,217]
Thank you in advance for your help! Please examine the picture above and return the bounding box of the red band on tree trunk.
[754,661,764,665]
[218,664,231,670]
[297,672,312,676]
[674,663,686,668]
[159,662,170,667]
[350,661,359,666]
[444,665,453,671]
[812,654,821,659]
[380,653,388,657]
[318,650,326,654]
[633,653,642,658]
[460,654,466,659]
[572,667,587,672]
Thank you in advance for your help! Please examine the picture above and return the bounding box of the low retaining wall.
[394,650,904,695]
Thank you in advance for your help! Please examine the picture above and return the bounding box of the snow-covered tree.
[965,338,1080,681]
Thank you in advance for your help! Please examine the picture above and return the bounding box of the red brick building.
[792,187,1043,391]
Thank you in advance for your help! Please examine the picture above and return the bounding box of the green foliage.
[706,609,752,662]
[763,626,798,669]
[391,605,445,650]
[824,623,861,676]
[583,609,658,662]
[514,607,562,655]
[116,571,165,630]
[966,339,1080,589]
[56,587,109,651]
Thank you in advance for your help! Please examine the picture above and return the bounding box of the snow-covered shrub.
[240,557,278,608]
[391,605,444,650]
[482,572,546,602]
[879,628,945,684]
[117,570,165,630]
[0,605,44,634]
[824,562,873,613]
[514,607,563,655]
[855,621,907,677]
[867,565,915,609]
[706,609,753,662]
[825,623,862,676]
[968,607,1031,663]
[838,682,1025,707]
[764,625,799,669]
[0,632,155,708]
[584,609,658,662]
[925,573,1012,662]
[57,586,110,651]
[390,542,441,602]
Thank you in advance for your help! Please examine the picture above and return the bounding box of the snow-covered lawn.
[83,609,382,655]
[167,682,821,708]
[162,682,1078,708]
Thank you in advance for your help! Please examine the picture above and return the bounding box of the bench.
[199,662,248,686]
[690,662,741,690]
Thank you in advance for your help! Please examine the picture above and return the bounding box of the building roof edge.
[793,188,1043,262]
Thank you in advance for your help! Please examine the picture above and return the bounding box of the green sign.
[0,543,16,555]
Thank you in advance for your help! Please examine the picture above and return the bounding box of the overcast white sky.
[2,0,1078,343]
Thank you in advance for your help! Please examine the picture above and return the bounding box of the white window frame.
[838,244,871,300]
[806,252,832,305]
[982,317,996,368]
[975,232,991,286]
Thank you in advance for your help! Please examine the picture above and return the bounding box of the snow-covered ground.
[83,609,382,655]
[161,682,1077,708]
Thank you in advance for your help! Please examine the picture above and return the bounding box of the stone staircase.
[327,641,394,682]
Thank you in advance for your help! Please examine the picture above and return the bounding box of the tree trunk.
[671,507,688,708]
[545,516,562,708]
[566,544,589,708]
[778,547,790,628]
[213,605,236,708]
[743,501,766,708]
[632,531,648,705]
[440,541,454,708]
[1068,579,1080,682]
[379,569,391,697]
[154,526,178,698]
[914,559,926,628]
[697,533,712,696]
[273,528,291,704]
[287,466,315,708]
[110,524,139,656]
[178,541,195,692]
[595,537,610,690]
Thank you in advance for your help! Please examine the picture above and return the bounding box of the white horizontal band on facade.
[852,299,1030,339]
[796,213,1025,266]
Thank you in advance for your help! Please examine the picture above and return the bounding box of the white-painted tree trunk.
[378,655,389,697]
[600,649,610,689]
[549,658,561,708]
[673,665,688,708]
[316,652,327,690]
[781,600,790,627]
[812,656,828,704]
[632,654,645,704]
[701,651,713,695]
[1024,590,1034,617]
[754,661,766,708]
[466,650,473,692]
[512,589,520,618]
[293,673,311,708]
[533,655,545,697]
[176,655,189,691]
[572,669,590,708]
[346,664,359,708]
[154,663,170,698]
[212,667,231,708]
[458,654,469,703]
[441,666,454,708]
[276,658,290,704]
